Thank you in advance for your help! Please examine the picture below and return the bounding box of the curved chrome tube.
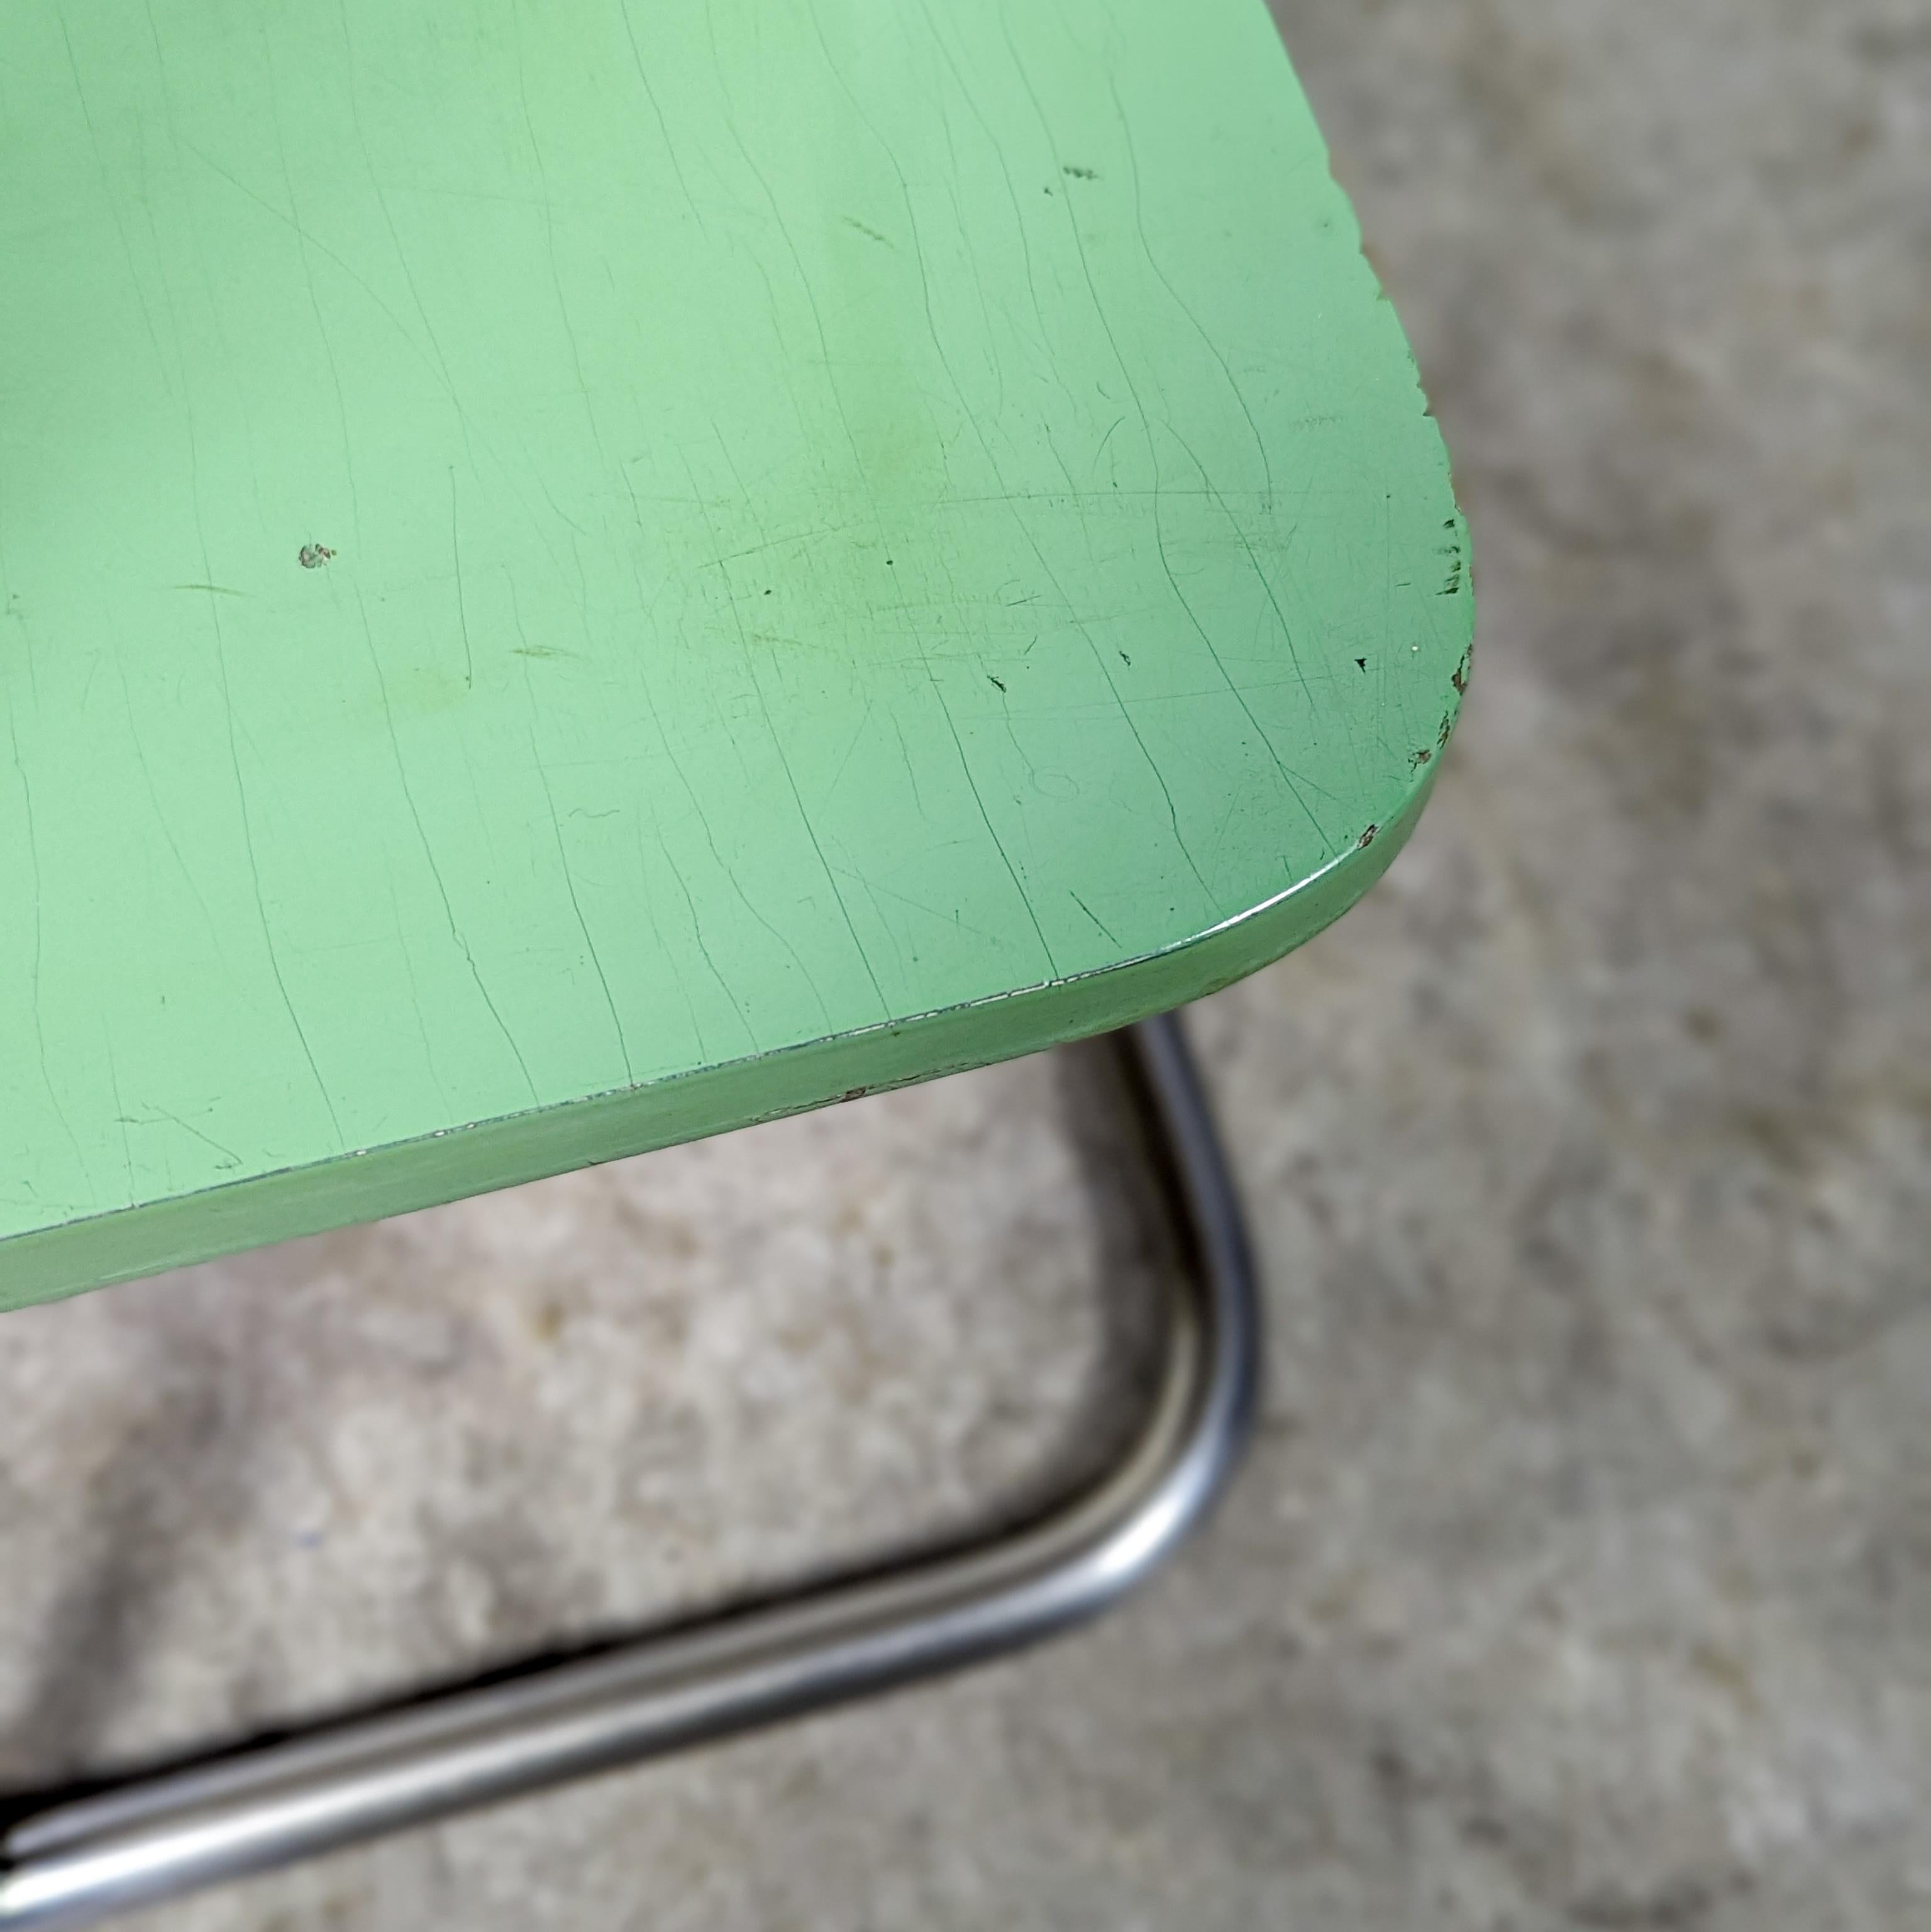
[0,1013,1261,1929]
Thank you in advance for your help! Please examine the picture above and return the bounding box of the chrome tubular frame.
[1,1013,1261,1929]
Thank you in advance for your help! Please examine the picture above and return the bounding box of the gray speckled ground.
[4,1,1929,1925]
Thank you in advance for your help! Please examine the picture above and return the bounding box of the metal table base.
[1,1013,1261,1928]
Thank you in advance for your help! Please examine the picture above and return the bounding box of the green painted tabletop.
[0,0,1469,1310]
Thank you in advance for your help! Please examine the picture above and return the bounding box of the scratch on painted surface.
[1002,18,1340,874]
[357,586,540,1104]
[1039,77,1333,859]
[8,697,90,1184]
[450,470,474,687]
[694,440,892,1020]
[256,40,365,551]
[174,375,346,1143]
[1110,80,1275,513]
[615,480,831,1031]
[922,658,1060,979]
[142,1106,245,1172]
[823,16,1219,921]
[1068,890,1120,948]
[616,0,708,233]
[529,727,639,1086]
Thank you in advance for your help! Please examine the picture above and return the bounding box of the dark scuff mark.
[1063,164,1098,180]
[1355,657,1367,670]
[988,675,1007,692]
[1358,823,1380,848]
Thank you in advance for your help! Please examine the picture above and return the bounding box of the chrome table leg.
[1,1013,1260,1929]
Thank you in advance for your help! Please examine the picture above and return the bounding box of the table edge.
[0,761,1442,1311]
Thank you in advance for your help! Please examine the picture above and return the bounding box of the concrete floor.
[4,0,1928,1924]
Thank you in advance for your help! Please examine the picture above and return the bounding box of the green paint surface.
[0,0,1470,1309]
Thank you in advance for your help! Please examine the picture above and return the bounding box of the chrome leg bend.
[0,1013,1261,1928]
